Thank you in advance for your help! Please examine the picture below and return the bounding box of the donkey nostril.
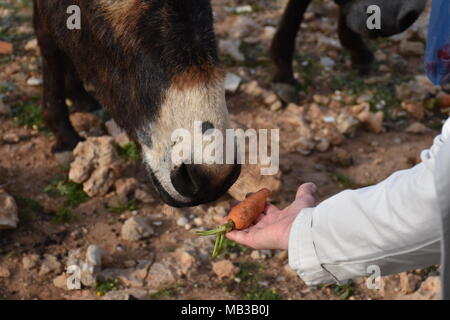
[170,163,199,198]
[202,121,214,134]
[398,10,419,31]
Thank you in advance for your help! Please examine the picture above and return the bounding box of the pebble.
[235,5,252,14]
[53,274,68,289]
[212,260,239,279]
[121,216,155,241]
[22,254,40,270]
[26,77,43,86]
[177,217,189,226]
[2,132,20,144]
[193,217,203,226]
[405,122,430,134]
[219,39,245,62]
[250,250,260,260]
[224,72,242,93]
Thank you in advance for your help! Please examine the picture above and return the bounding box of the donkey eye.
[202,121,214,134]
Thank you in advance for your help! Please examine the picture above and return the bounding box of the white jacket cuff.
[288,207,336,286]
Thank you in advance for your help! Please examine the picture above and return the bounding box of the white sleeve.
[288,119,450,286]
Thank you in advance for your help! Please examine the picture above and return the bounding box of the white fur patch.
[139,78,231,202]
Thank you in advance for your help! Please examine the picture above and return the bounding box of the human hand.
[226,183,317,250]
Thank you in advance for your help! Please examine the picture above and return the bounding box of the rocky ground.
[0,0,448,300]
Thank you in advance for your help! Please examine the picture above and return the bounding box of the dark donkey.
[271,0,427,85]
[33,0,240,207]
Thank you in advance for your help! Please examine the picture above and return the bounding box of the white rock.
[69,136,122,197]
[121,216,154,241]
[235,5,252,14]
[176,216,189,226]
[0,189,19,229]
[26,77,43,86]
[2,132,20,144]
[224,72,242,93]
[86,244,102,270]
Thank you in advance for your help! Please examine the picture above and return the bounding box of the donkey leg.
[337,9,374,74]
[40,38,82,152]
[270,0,312,85]
[64,61,102,113]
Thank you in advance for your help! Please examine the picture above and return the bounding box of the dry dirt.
[0,0,446,300]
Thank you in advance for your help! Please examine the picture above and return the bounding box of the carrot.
[196,188,271,257]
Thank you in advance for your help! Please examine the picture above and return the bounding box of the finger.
[295,183,317,200]
[265,203,281,216]
[225,230,256,248]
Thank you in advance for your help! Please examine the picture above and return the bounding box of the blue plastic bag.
[425,0,450,86]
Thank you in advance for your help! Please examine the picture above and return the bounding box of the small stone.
[39,254,62,276]
[402,102,424,120]
[2,132,20,144]
[177,217,189,226]
[193,217,203,226]
[264,93,279,106]
[0,40,13,55]
[269,101,283,112]
[173,248,196,276]
[146,262,176,289]
[26,77,43,86]
[241,81,265,97]
[184,224,192,230]
[405,122,430,134]
[316,139,330,152]
[69,136,122,197]
[53,273,68,289]
[235,5,252,14]
[224,73,242,93]
[0,189,19,229]
[0,266,10,278]
[86,244,102,271]
[121,216,154,241]
[22,254,40,270]
[212,260,239,279]
[24,38,38,52]
[250,250,260,260]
